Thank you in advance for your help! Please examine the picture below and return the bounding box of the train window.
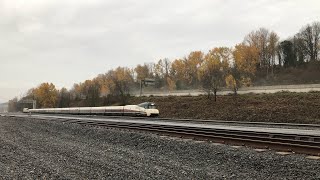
[138,102,157,109]
[138,103,148,109]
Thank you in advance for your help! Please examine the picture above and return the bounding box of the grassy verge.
[129,91,320,124]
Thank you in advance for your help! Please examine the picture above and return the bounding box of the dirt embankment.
[129,92,320,124]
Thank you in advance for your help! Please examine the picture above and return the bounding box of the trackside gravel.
[0,116,319,179]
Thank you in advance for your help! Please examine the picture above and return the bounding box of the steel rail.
[107,116,320,128]
[20,115,320,156]
[43,113,320,128]
[56,118,320,142]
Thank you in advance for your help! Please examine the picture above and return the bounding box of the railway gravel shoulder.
[0,116,320,179]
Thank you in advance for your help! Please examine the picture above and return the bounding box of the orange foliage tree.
[233,43,259,87]
[34,83,58,108]
[199,47,230,101]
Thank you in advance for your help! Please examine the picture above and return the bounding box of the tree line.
[9,21,320,110]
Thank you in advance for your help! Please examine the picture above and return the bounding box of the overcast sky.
[0,0,319,103]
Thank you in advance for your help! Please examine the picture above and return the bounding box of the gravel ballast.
[0,116,319,179]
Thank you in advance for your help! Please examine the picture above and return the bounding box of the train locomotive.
[23,102,159,117]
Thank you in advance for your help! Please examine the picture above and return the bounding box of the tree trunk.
[271,56,274,77]
[234,87,237,95]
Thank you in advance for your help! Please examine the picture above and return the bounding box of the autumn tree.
[166,76,176,91]
[244,28,280,77]
[225,64,242,95]
[134,64,152,81]
[233,43,259,87]
[225,74,237,94]
[171,58,187,89]
[34,83,58,108]
[199,48,230,101]
[105,67,134,104]
[69,83,83,101]
[245,28,269,69]
[185,51,204,87]
[94,74,109,97]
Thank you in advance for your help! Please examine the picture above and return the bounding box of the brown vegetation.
[129,92,320,124]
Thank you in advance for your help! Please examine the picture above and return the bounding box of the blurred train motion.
[23,102,159,117]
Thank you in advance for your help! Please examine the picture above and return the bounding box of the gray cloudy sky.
[0,0,319,102]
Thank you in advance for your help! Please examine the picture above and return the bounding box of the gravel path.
[0,116,319,179]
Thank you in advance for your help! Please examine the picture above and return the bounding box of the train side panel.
[104,106,124,116]
[79,107,92,115]
[90,107,106,115]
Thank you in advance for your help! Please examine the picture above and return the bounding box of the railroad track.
[3,113,320,129]
[8,114,320,156]
[123,116,320,129]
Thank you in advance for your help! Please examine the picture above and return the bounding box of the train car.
[23,102,159,117]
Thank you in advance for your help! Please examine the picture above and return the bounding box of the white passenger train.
[23,102,159,117]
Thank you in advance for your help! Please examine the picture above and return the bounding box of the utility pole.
[33,100,37,109]
[139,78,155,96]
[140,80,143,97]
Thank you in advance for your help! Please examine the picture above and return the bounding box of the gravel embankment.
[0,116,319,179]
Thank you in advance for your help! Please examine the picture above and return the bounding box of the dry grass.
[129,91,320,124]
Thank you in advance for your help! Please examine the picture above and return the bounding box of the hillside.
[254,62,320,85]
[129,92,320,124]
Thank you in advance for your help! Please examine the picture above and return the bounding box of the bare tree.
[268,31,280,76]
[57,87,71,108]
[299,22,320,62]
[163,58,171,89]
[244,28,273,77]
